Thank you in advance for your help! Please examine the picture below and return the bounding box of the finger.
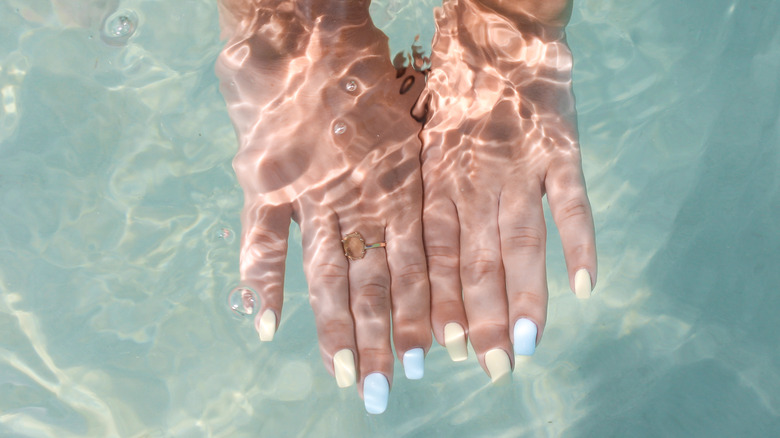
[411,87,431,123]
[498,182,548,358]
[422,191,468,362]
[343,225,393,414]
[458,192,513,384]
[546,156,597,299]
[386,195,431,380]
[300,211,357,389]
[238,200,292,342]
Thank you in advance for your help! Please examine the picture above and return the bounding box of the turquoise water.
[1,0,778,436]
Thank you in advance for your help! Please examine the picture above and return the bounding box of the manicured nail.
[363,373,389,414]
[485,349,512,385]
[444,323,467,362]
[257,309,276,342]
[575,269,592,299]
[403,348,424,380]
[513,318,538,356]
[333,349,356,388]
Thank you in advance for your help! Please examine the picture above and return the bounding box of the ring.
[342,232,386,261]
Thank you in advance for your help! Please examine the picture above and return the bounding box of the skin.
[218,0,596,397]
[215,0,431,399]
[416,0,597,378]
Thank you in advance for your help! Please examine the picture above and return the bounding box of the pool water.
[1,0,778,436]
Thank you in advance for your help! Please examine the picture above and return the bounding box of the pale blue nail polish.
[513,318,538,356]
[403,348,425,380]
[363,373,389,414]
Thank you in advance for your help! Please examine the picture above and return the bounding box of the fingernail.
[575,269,592,299]
[257,309,276,342]
[403,348,424,380]
[513,318,538,356]
[444,323,468,362]
[333,349,356,388]
[363,373,389,414]
[485,349,512,385]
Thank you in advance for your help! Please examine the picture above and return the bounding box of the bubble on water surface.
[228,286,260,317]
[101,10,138,46]
[345,80,357,92]
[333,122,347,135]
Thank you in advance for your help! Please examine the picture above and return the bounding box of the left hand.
[416,0,597,383]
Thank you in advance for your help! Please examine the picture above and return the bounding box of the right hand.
[216,0,431,414]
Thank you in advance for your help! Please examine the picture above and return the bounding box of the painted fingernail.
[513,318,538,356]
[257,309,276,342]
[363,373,389,414]
[403,348,424,380]
[485,349,512,385]
[333,349,356,388]
[575,269,592,299]
[444,323,467,362]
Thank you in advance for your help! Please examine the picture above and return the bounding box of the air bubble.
[228,286,260,317]
[345,80,357,92]
[108,15,134,37]
[333,122,347,135]
[101,10,138,46]
[216,227,235,243]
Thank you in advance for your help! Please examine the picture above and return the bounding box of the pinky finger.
[546,158,597,299]
[238,200,292,341]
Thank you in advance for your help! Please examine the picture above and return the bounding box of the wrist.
[455,0,572,36]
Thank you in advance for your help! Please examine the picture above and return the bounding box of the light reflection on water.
[0,0,778,437]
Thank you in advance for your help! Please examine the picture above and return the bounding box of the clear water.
[1,0,778,436]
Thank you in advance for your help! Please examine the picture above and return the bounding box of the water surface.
[0,0,778,436]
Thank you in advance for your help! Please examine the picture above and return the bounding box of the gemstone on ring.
[342,232,386,261]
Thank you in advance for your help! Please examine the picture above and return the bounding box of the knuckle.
[507,290,547,309]
[558,199,590,224]
[352,282,391,319]
[431,296,465,311]
[425,245,459,270]
[462,250,501,278]
[309,262,346,288]
[245,225,287,255]
[393,261,429,289]
[502,226,545,252]
[317,317,353,338]
[468,320,509,340]
[566,241,596,260]
[392,296,430,324]
[392,312,430,335]
[357,347,394,364]
[232,151,252,176]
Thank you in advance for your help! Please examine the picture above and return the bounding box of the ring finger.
[342,224,394,414]
[457,191,513,384]
[300,211,358,391]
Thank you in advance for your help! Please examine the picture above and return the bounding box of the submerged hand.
[417,0,597,383]
[216,0,430,413]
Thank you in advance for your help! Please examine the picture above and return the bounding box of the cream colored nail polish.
[258,309,276,342]
[444,323,467,362]
[333,349,356,388]
[485,349,511,385]
[575,269,592,299]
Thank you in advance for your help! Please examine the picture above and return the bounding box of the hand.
[216,1,431,413]
[416,0,597,383]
